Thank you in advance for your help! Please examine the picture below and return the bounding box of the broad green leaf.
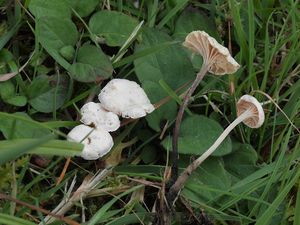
[0,112,51,139]
[224,142,258,179]
[59,45,75,61]
[182,157,232,201]
[134,28,195,130]
[69,0,99,17]
[36,17,78,69]
[134,28,194,85]
[36,17,78,50]
[26,74,51,99]
[0,48,14,63]
[6,95,27,107]
[69,44,113,82]
[173,9,219,41]
[89,10,139,46]
[29,0,71,19]
[28,74,69,113]
[143,81,177,131]
[0,80,15,100]
[161,115,232,156]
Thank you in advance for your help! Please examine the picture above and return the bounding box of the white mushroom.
[169,95,265,195]
[183,30,240,75]
[98,79,155,119]
[67,124,114,160]
[80,102,120,132]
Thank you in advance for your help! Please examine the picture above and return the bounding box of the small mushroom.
[169,95,265,196]
[195,94,265,163]
[98,79,155,119]
[236,95,265,128]
[183,30,240,75]
[67,124,114,160]
[80,102,120,132]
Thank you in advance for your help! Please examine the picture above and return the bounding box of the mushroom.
[169,95,265,197]
[170,30,240,183]
[183,31,240,75]
[98,79,155,119]
[80,102,120,132]
[236,95,265,128]
[67,124,114,160]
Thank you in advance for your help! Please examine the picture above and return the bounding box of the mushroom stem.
[171,64,210,183]
[168,109,253,202]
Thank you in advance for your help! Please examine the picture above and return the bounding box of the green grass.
[0,0,300,224]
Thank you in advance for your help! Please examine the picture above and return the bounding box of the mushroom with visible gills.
[67,124,114,160]
[171,30,241,182]
[80,102,120,132]
[169,95,265,198]
[98,79,155,119]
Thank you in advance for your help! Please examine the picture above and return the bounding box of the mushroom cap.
[237,95,265,128]
[98,79,155,119]
[67,124,114,160]
[80,102,120,132]
[183,31,240,75]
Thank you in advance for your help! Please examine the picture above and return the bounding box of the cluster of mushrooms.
[67,31,266,190]
[67,79,155,160]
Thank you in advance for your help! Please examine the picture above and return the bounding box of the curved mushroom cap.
[80,102,120,132]
[98,79,155,119]
[237,95,265,128]
[67,124,114,160]
[183,31,240,75]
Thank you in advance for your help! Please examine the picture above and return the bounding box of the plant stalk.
[170,65,209,185]
[168,109,253,202]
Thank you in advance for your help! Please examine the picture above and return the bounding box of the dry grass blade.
[0,52,33,82]
[41,168,112,224]
[0,193,80,225]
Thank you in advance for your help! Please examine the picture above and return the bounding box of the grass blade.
[0,135,54,166]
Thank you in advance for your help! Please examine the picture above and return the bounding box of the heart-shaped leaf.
[68,0,99,17]
[5,96,27,107]
[134,28,195,130]
[224,141,258,178]
[28,74,69,113]
[0,81,27,106]
[69,44,113,82]
[36,17,78,69]
[180,157,232,201]
[162,115,232,156]
[89,10,139,46]
[29,0,71,19]
[0,80,15,100]
[143,81,177,131]
[173,9,219,41]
